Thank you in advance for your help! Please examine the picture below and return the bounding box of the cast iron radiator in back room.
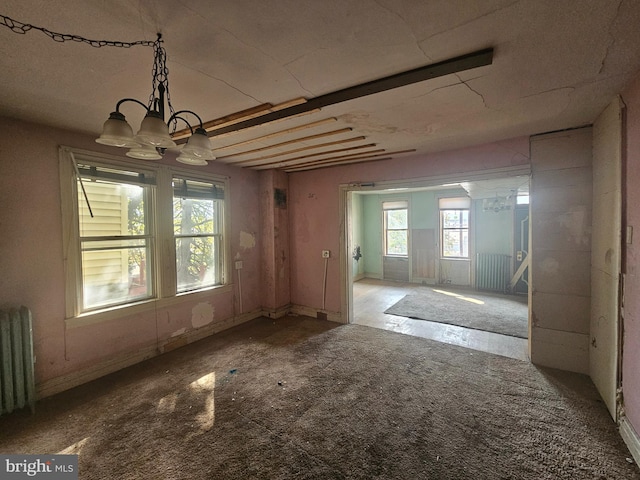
[0,306,36,415]
[476,253,511,293]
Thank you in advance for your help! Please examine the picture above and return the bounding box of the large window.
[61,148,228,317]
[76,163,155,311]
[173,177,224,292]
[383,201,408,256]
[440,197,470,258]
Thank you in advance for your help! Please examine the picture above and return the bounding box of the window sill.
[440,257,471,261]
[66,284,233,329]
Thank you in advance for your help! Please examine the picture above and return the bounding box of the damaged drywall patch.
[558,206,590,247]
[541,257,560,275]
[240,231,256,249]
[192,303,214,329]
[171,328,186,338]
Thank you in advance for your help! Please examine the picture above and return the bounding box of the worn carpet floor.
[0,316,636,479]
[385,287,528,338]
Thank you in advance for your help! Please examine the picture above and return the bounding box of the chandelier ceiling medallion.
[95,33,214,166]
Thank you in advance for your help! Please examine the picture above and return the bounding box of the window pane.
[461,210,469,228]
[173,176,223,292]
[386,209,407,229]
[176,236,218,292]
[442,210,465,228]
[462,229,469,257]
[386,230,408,256]
[81,240,151,310]
[443,230,463,257]
[173,197,216,235]
[78,180,145,237]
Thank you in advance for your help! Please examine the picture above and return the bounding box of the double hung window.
[439,197,470,259]
[383,201,408,256]
[75,163,155,311]
[173,177,224,292]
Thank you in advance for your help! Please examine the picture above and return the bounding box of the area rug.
[0,316,636,479]
[385,287,528,338]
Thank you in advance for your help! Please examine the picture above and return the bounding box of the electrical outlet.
[322,250,330,258]
[235,260,243,270]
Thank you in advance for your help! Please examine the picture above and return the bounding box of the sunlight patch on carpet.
[189,372,216,432]
[57,437,89,455]
[433,289,485,305]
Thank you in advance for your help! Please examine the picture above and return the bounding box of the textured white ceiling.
[1,0,639,170]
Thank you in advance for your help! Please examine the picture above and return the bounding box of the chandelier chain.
[0,14,154,48]
[150,37,177,131]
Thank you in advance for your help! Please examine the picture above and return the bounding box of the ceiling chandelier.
[482,195,514,213]
[95,34,214,166]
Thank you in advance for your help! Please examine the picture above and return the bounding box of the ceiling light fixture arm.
[168,110,205,131]
[171,115,195,135]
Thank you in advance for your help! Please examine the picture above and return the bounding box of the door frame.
[339,165,531,325]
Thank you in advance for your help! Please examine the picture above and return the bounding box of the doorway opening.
[342,169,530,361]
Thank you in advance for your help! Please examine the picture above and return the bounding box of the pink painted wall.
[622,74,640,433]
[0,116,262,395]
[259,170,291,312]
[288,137,530,313]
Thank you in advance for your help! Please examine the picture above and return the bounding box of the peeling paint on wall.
[240,231,256,249]
[191,303,214,329]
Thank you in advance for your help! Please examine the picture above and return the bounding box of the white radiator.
[476,253,511,293]
[0,306,36,415]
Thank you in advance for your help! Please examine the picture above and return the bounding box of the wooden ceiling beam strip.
[214,118,337,151]
[238,143,377,168]
[282,149,416,171]
[254,148,386,169]
[285,157,394,172]
[172,103,274,140]
[172,97,308,141]
[227,136,368,165]
[209,108,322,140]
[218,128,353,159]
[206,48,493,137]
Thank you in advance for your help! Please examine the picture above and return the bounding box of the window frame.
[59,146,230,322]
[439,197,471,260]
[75,161,157,312]
[382,200,409,257]
[172,174,226,293]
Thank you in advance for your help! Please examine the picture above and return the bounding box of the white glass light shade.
[126,144,162,160]
[176,152,208,166]
[135,111,177,148]
[181,128,215,160]
[95,112,138,147]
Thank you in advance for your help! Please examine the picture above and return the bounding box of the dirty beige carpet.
[385,287,528,338]
[0,316,636,479]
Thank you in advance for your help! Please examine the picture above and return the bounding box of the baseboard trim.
[262,304,292,319]
[364,273,382,280]
[37,309,262,399]
[289,304,345,324]
[620,416,640,465]
[37,347,158,399]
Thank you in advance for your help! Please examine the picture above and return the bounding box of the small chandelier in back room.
[95,34,215,166]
